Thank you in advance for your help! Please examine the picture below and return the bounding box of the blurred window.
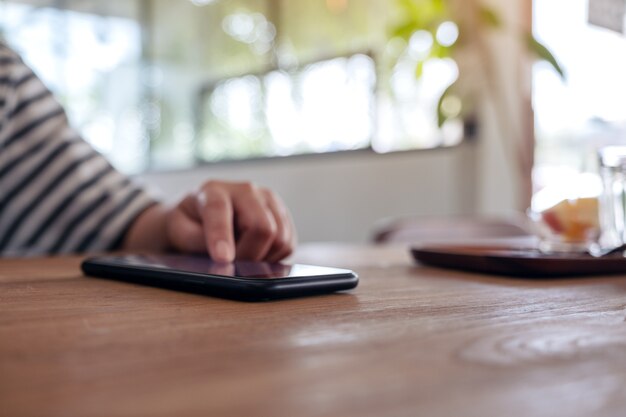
[1,0,145,173]
[196,53,375,162]
[533,0,626,187]
[1,0,461,173]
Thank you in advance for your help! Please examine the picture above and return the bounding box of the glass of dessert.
[528,173,601,254]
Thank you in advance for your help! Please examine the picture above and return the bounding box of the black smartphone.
[81,254,358,301]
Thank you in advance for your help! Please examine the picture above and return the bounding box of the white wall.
[140,143,486,243]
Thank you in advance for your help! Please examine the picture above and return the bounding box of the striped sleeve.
[0,44,157,257]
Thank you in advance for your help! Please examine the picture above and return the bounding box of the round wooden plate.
[411,245,626,277]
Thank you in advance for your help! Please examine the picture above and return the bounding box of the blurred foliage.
[391,0,564,127]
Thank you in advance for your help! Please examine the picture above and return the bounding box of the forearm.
[122,203,171,252]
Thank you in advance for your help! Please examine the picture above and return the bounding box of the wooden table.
[2,243,626,417]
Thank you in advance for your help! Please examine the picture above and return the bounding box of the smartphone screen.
[82,254,358,301]
[100,254,353,280]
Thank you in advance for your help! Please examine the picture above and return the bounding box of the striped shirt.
[0,44,156,257]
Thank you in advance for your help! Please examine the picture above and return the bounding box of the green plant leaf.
[430,41,451,59]
[397,0,419,15]
[479,6,502,28]
[526,33,566,79]
[395,0,450,29]
[437,81,458,127]
[391,20,420,41]
[415,60,425,78]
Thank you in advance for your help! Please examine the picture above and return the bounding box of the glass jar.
[529,173,602,253]
[598,146,626,248]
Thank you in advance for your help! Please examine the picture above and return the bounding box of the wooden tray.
[411,245,626,277]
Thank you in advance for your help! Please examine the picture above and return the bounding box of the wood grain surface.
[2,243,626,417]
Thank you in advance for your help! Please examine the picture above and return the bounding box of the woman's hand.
[123,181,296,263]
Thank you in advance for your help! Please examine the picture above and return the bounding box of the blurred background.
[2,0,626,243]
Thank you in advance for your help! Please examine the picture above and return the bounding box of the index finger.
[197,186,235,262]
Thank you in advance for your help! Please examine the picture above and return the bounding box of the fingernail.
[215,240,234,262]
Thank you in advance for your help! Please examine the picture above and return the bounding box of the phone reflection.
[123,254,293,279]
